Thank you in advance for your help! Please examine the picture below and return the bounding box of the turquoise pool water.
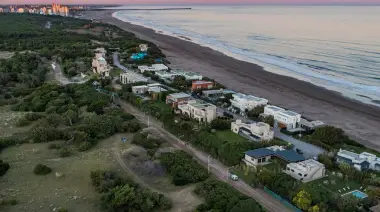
[351,190,368,199]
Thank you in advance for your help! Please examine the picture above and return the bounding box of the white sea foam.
[112,8,380,106]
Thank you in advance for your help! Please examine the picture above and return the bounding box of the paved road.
[274,128,325,159]
[114,97,292,212]
[113,52,130,72]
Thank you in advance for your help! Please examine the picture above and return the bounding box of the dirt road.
[115,97,292,212]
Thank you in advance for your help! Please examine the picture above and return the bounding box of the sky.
[1,0,379,5]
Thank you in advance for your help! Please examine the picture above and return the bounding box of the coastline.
[84,10,380,151]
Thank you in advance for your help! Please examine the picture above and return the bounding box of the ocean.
[112,5,380,106]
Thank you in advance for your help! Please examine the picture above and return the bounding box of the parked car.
[296,148,304,155]
[229,174,239,181]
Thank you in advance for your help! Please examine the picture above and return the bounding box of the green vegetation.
[160,151,209,186]
[90,170,172,212]
[247,105,265,119]
[0,159,10,176]
[194,179,264,212]
[33,163,52,175]
[210,118,231,130]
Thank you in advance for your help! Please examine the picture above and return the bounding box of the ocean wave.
[112,11,380,106]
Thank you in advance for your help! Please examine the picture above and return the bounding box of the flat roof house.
[230,93,268,113]
[202,89,225,99]
[166,92,192,107]
[244,146,305,167]
[120,72,148,84]
[138,64,169,73]
[139,44,148,52]
[191,80,214,91]
[337,149,380,171]
[231,119,274,141]
[171,69,203,81]
[178,100,217,123]
[284,159,326,182]
[264,105,301,130]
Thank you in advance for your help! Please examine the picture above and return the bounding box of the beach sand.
[84,10,380,151]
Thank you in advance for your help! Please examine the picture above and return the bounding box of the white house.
[138,64,169,73]
[230,93,268,113]
[120,72,148,84]
[231,120,274,141]
[92,48,110,77]
[132,84,167,94]
[139,44,148,52]
[178,100,217,123]
[284,159,326,182]
[264,105,301,130]
[171,70,203,80]
[337,149,380,171]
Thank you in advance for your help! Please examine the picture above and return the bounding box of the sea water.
[112,5,380,106]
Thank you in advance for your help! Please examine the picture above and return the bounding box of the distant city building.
[284,159,326,182]
[337,149,380,172]
[0,8,4,13]
[231,119,274,141]
[17,8,24,13]
[166,92,192,108]
[138,64,169,73]
[178,100,217,123]
[120,72,148,84]
[230,93,268,113]
[264,105,301,130]
[244,146,305,167]
[191,80,214,91]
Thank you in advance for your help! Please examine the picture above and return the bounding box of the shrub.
[0,199,18,206]
[0,160,10,176]
[58,148,71,157]
[48,143,62,150]
[33,164,52,175]
[77,142,92,152]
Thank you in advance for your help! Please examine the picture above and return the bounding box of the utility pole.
[207,155,210,173]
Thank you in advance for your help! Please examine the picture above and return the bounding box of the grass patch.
[215,130,249,143]
[110,68,124,77]
[0,134,129,212]
[305,173,364,195]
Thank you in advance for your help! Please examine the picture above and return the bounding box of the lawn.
[110,68,124,77]
[305,173,365,196]
[215,130,249,143]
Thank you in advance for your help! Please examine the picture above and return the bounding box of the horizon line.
[1,3,380,6]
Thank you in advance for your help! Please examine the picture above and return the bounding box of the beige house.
[139,44,149,52]
[284,159,326,182]
[92,48,110,77]
[178,100,217,123]
[231,120,274,141]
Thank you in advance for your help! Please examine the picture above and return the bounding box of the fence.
[263,187,302,212]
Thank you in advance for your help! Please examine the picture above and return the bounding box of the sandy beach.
[84,10,380,151]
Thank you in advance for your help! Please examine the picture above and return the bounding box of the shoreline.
[84,10,380,150]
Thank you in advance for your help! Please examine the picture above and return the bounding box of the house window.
[291,169,294,172]
[262,157,266,162]
[258,158,262,163]
[298,173,302,177]
[304,174,307,177]
[287,167,290,171]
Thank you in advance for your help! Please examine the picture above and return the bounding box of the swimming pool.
[350,190,368,199]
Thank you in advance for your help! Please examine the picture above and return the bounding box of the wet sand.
[84,10,380,151]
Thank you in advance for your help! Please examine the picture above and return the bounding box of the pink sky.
[1,0,379,4]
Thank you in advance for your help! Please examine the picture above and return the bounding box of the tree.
[311,126,347,145]
[230,199,263,212]
[261,115,274,127]
[337,195,359,212]
[318,154,334,169]
[308,205,320,212]
[247,105,264,118]
[210,118,230,130]
[293,190,312,210]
